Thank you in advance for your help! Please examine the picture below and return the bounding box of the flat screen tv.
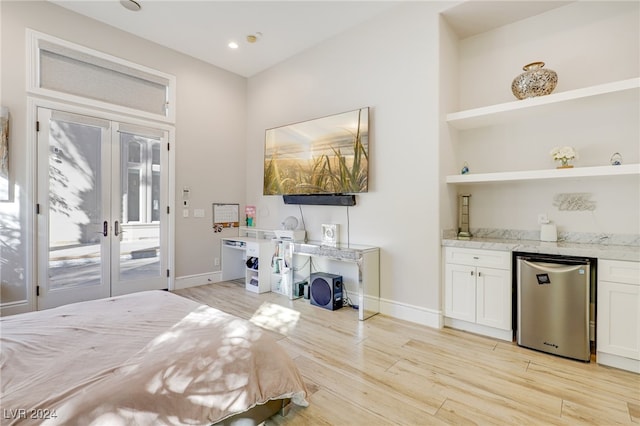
[263,107,369,196]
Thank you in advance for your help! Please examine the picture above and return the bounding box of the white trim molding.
[379,297,443,329]
[174,272,222,290]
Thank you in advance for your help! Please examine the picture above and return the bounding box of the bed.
[0,290,308,425]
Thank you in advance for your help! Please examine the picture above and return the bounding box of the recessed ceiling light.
[228,41,239,49]
[120,0,141,12]
[246,32,263,43]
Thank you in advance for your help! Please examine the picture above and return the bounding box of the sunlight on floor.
[250,302,300,335]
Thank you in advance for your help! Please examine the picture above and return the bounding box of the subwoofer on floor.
[309,272,343,310]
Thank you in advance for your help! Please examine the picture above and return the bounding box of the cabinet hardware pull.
[470,271,474,276]
[473,256,479,259]
[103,221,108,237]
[478,271,482,277]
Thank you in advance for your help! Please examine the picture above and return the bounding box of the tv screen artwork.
[264,107,369,195]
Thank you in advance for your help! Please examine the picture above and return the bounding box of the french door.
[36,108,170,309]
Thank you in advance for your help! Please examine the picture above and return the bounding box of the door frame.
[27,97,175,310]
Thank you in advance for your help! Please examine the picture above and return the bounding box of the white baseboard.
[379,297,443,329]
[444,317,514,342]
[174,272,222,290]
[597,351,640,374]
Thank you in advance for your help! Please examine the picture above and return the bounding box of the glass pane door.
[110,124,168,296]
[37,108,111,309]
[37,108,170,309]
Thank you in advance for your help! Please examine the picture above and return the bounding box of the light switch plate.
[183,209,189,218]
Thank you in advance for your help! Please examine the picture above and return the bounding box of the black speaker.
[283,194,356,206]
[310,272,343,310]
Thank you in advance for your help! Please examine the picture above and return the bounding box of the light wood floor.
[174,281,640,425]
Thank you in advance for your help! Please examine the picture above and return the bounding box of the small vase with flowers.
[550,146,577,169]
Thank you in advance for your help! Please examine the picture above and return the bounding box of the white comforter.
[0,291,308,425]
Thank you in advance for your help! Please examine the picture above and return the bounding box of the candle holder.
[457,194,472,240]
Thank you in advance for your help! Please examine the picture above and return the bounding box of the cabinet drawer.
[599,259,640,285]
[445,247,510,269]
[246,242,259,257]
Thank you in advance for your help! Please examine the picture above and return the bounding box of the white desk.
[221,230,380,320]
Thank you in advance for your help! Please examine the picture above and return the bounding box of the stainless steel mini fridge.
[516,253,592,362]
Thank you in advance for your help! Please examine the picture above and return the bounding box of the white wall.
[0,1,246,313]
[246,2,446,324]
[448,1,639,236]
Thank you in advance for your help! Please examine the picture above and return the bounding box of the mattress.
[0,290,308,425]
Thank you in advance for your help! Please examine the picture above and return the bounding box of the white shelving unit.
[270,239,295,298]
[221,236,273,294]
[440,1,639,372]
[446,78,639,130]
[445,77,640,185]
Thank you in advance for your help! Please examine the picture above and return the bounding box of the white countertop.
[442,236,640,262]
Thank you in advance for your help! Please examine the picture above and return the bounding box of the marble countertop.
[442,237,640,262]
[293,241,378,261]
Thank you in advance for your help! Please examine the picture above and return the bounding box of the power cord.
[341,282,358,309]
[298,205,307,242]
[346,205,350,247]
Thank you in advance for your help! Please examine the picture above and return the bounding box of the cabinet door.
[476,267,512,330]
[597,280,640,360]
[445,263,476,322]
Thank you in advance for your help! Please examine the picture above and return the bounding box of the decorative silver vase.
[511,62,558,100]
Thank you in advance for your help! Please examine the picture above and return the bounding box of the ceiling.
[441,1,572,39]
[49,0,402,78]
[49,1,572,78]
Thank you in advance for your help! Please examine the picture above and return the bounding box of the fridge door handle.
[522,260,586,274]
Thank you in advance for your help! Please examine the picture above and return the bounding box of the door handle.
[103,221,108,237]
[114,221,119,237]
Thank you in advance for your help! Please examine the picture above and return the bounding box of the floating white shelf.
[446,78,640,130]
[446,164,640,184]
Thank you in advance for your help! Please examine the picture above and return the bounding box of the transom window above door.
[28,29,176,123]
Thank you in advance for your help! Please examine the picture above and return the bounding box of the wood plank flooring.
[174,281,640,425]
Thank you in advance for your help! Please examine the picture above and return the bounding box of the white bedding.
[0,290,308,425]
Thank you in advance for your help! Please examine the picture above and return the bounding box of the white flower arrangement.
[550,146,577,165]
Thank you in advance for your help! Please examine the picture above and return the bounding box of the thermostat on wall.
[321,224,338,246]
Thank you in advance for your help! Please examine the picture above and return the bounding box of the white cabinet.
[244,241,272,293]
[221,237,273,294]
[597,259,640,373]
[444,247,512,341]
[476,266,512,330]
[444,263,476,323]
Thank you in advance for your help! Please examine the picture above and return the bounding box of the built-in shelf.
[446,164,640,184]
[446,78,640,130]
